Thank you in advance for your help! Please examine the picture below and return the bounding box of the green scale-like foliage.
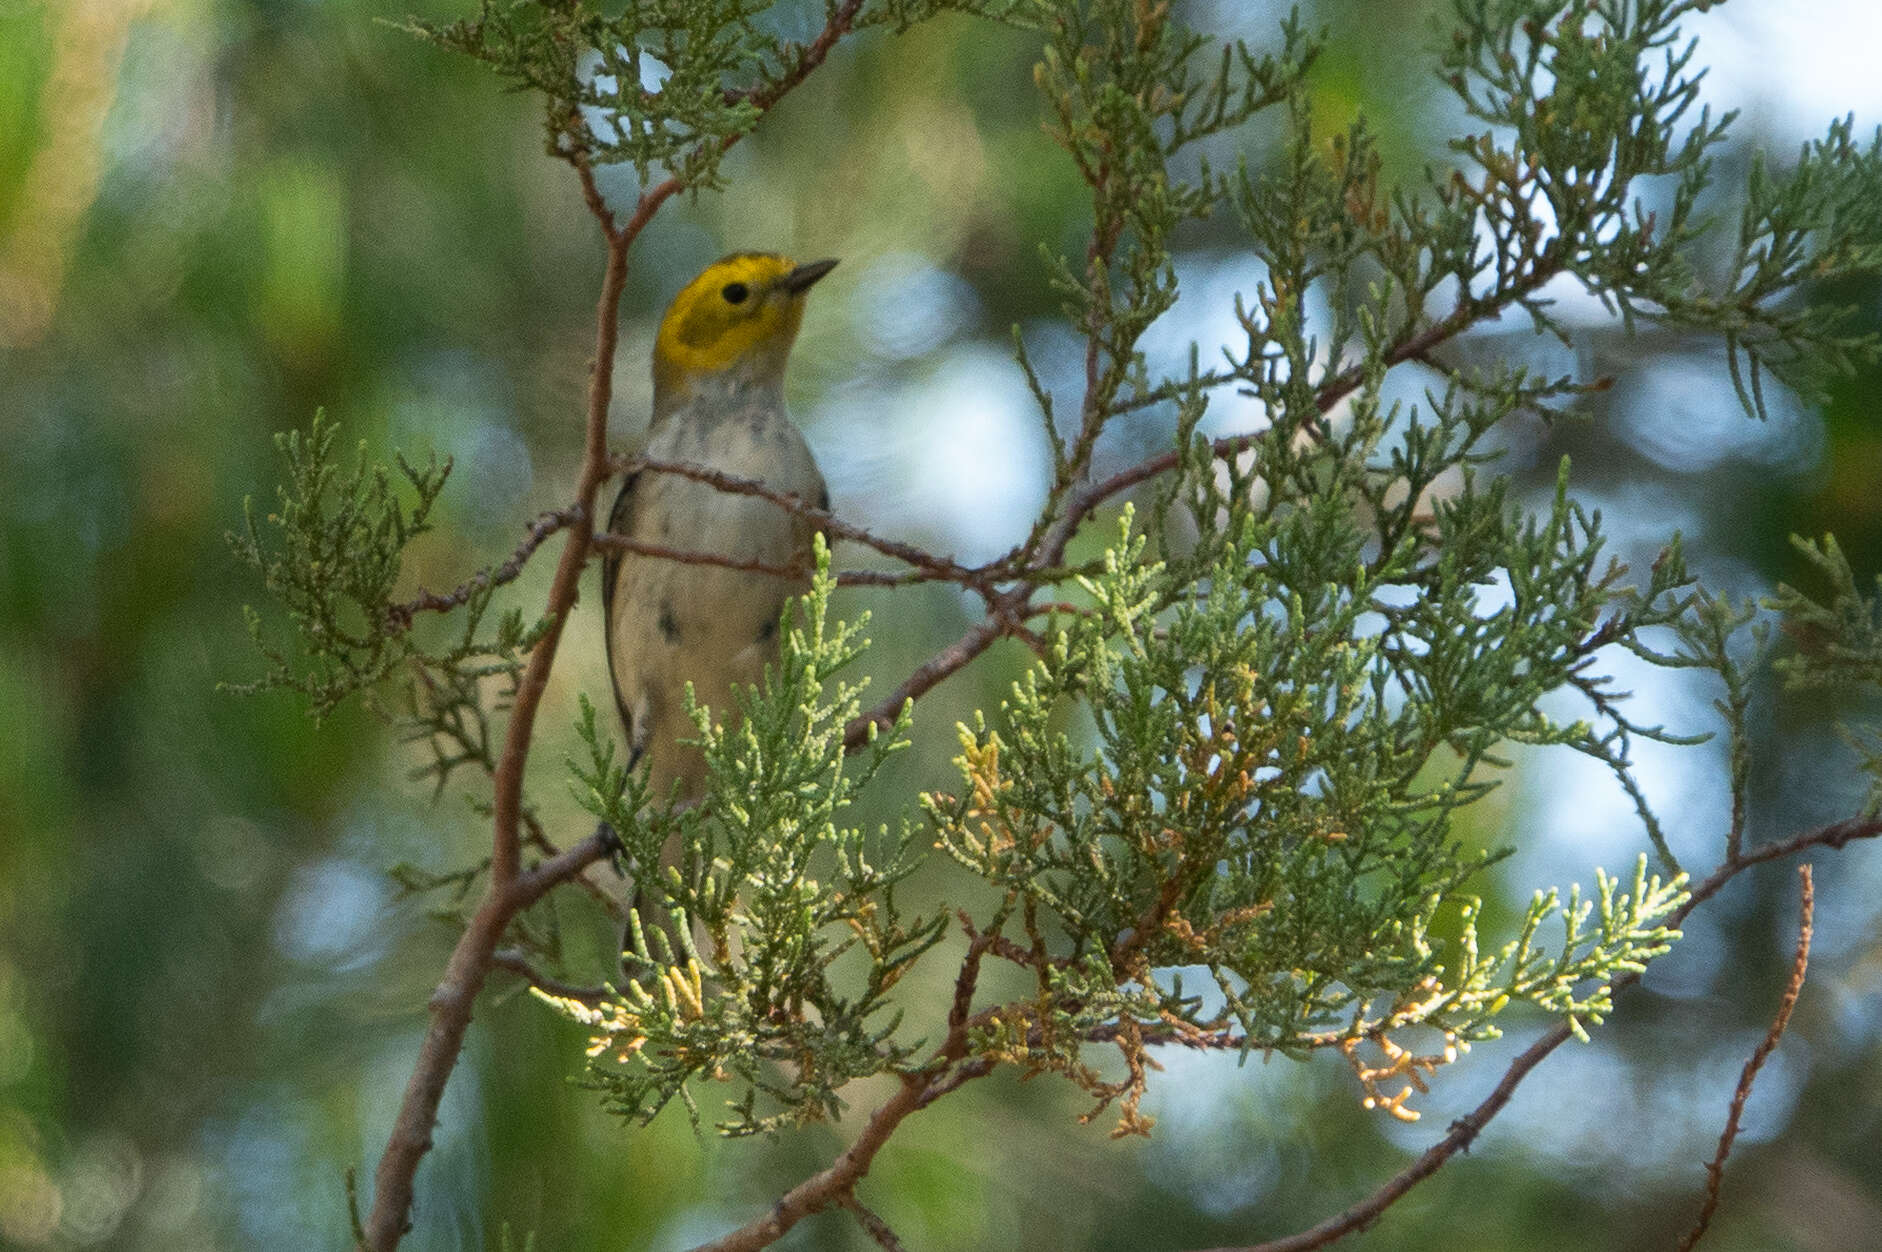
[567,541,947,1135]
[1771,537,1882,818]
[226,413,452,717]
[929,484,1691,1056]
[401,0,1038,185]
[227,0,1882,1169]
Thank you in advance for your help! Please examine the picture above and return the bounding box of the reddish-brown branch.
[1204,820,1879,1252]
[487,243,624,892]
[686,918,1000,1252]
[1048,277,1566,570]
[585,0,862,247]
[838,1192,909,1252]
[684,1058,998,1252]
[590,531,931,588]
[747,0,863,112]
[593,531,809,580]
[521,809,620,918]
[688,1075,924,1252]
[620,454,995,586]
[363,829,620,1252]
[386,508,579,632]
[493,949,611,1006]
[844,611,1011,750]
[512,824,618,909]
[365,894,513,1249]
[912,1057,997,1108]
[947,919,999,1055]
[363,210,628,1251]
[1676,863,1815,1252]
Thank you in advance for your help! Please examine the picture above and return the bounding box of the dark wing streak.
[600,470,643,772]
[812,481,833,571]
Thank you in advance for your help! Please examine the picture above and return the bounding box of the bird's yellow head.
[652,253,838,402]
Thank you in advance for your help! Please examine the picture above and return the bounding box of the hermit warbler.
[602,252,836,937]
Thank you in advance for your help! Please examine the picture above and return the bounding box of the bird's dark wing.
[600,469,642,769]
[809,481,833,563]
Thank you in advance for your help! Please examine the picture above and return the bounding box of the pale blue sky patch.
[851,252,981,361]
[272,857,392,971]
[814,346,1050,565]
[1612,352,1824,476]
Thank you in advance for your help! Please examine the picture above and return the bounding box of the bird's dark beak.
[779,258,839,295]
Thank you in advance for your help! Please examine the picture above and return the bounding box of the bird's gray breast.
[606,390,825,791]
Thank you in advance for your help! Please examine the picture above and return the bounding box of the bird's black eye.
[721,282,749,304]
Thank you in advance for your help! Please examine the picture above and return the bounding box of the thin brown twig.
[844,612,1011,749]
[521,808,620,918]
[363,884,524,1249]
[590,531,928,588]
[1051,280,1564,566]
[593,532,809,580]
[493,949,611,1006]
[512,825,619,908]
[685,918,1002,1252]
[747,0,864,111]
[386,508,579,632]
[688,1075,926,1252]
[597,457,1105,588]
[837,1192,909,1252]
[912,1057,997,1109]
[620,454,996,586]
[1676,863,1815,1252]
[947,918,999,1053]
[1203,819,1879,1252]
[687,1045,998,1250]
[574,0,863,251]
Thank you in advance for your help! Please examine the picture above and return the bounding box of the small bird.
[602,252,835,945]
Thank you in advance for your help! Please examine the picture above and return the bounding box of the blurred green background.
[4,0,1882,1248]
